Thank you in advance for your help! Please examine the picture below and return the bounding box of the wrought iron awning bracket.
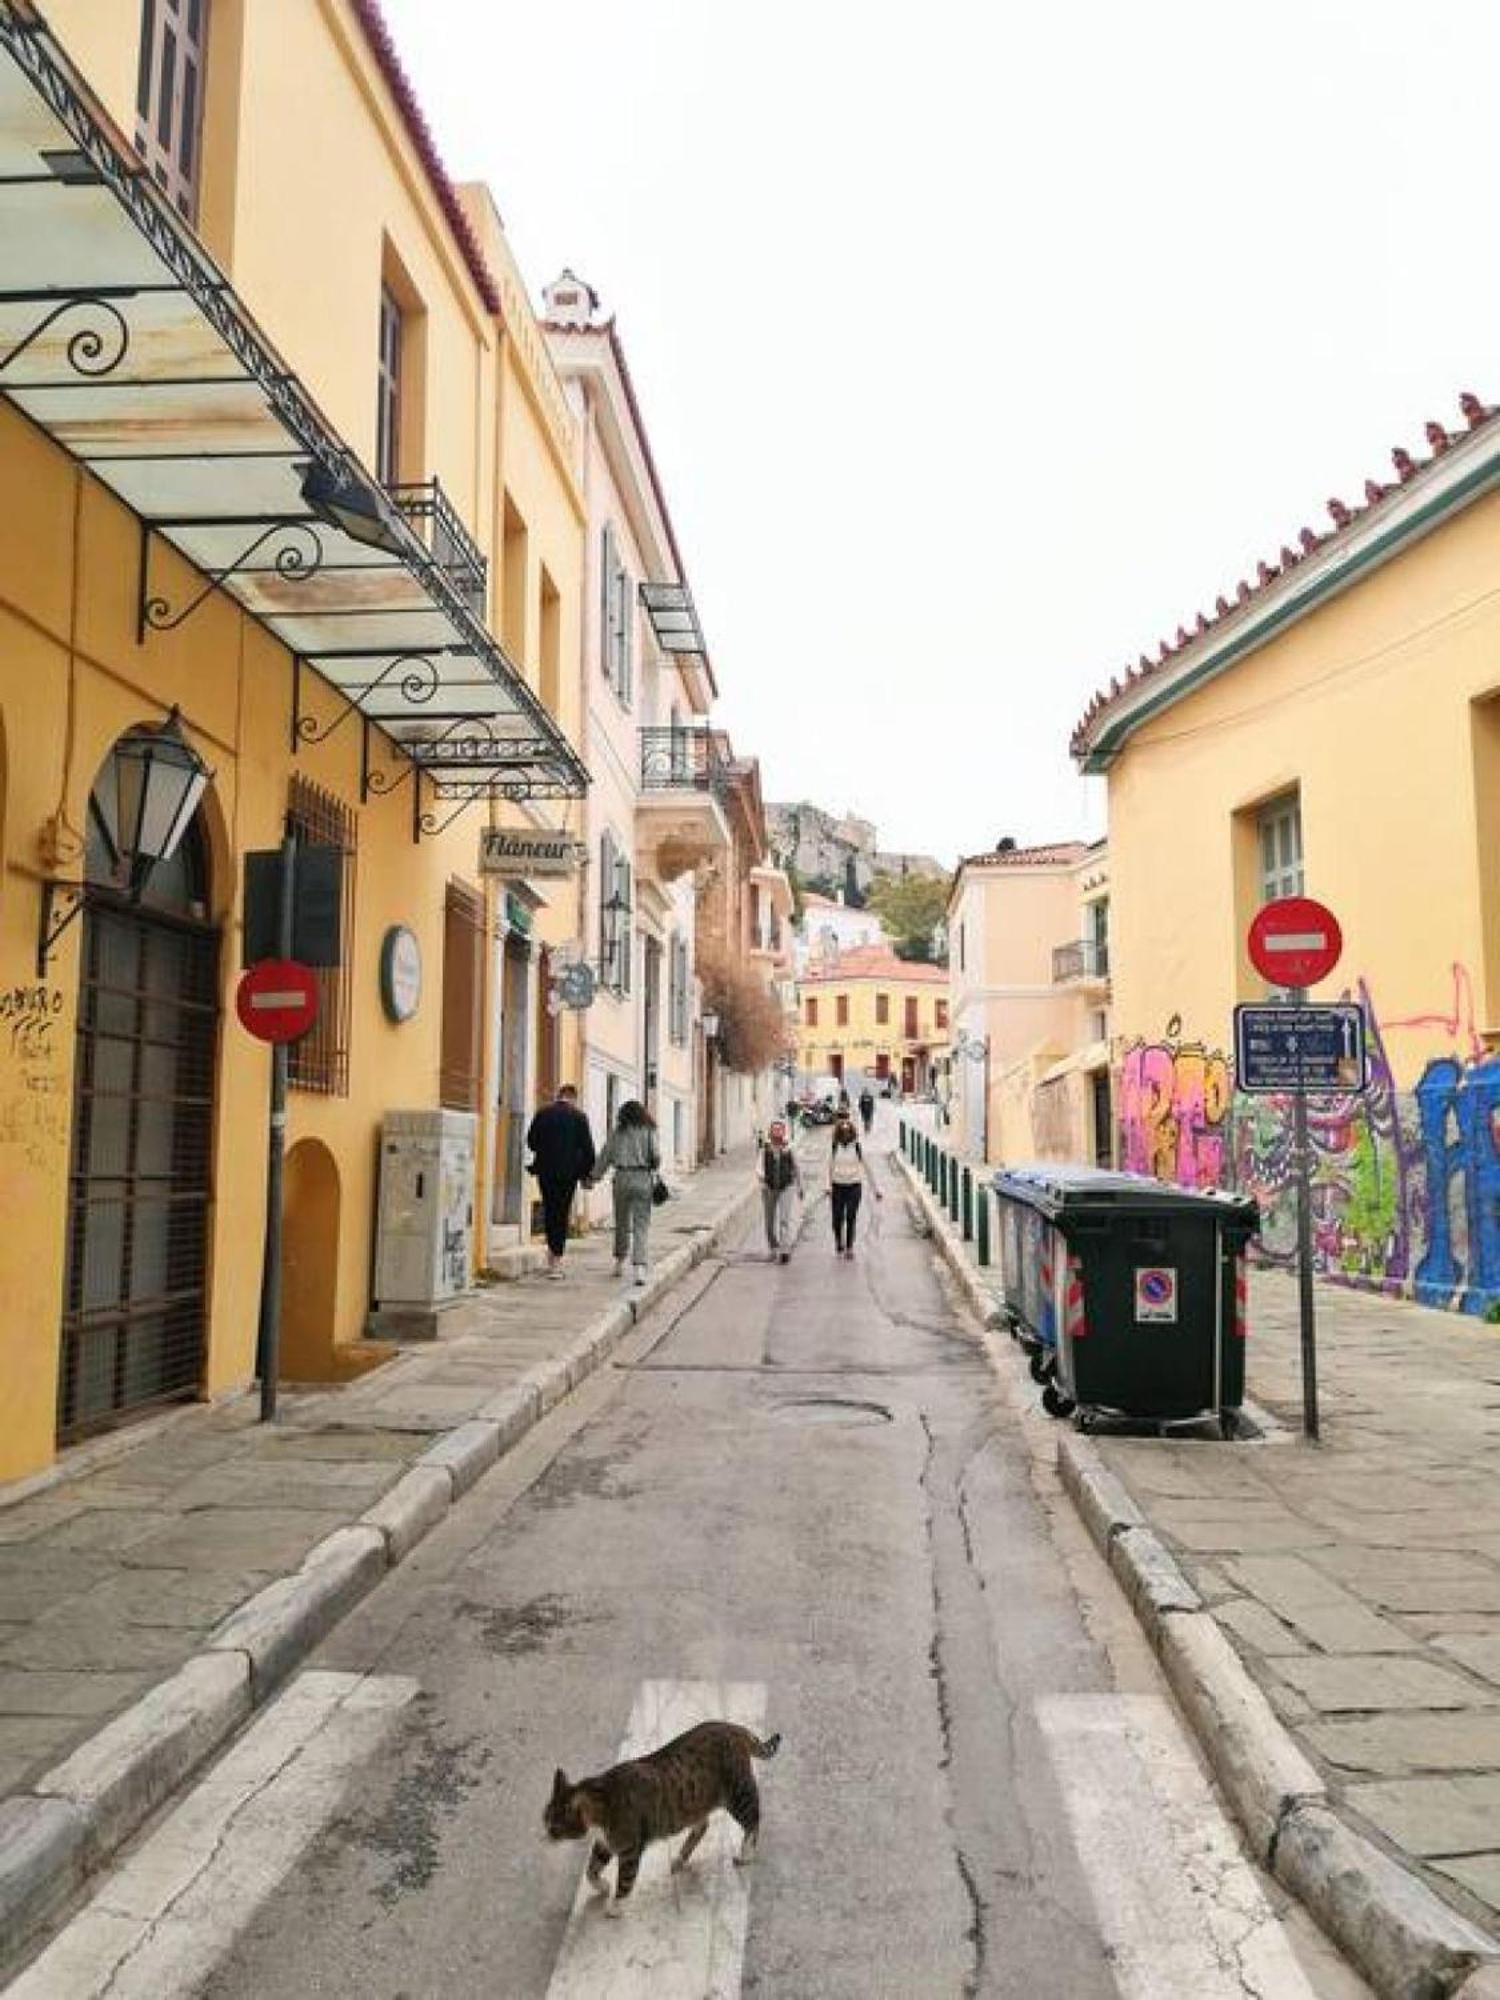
[0,289,131,380]
[37,879,85,977]
[293,650,442,752]
[360,713,415,804]
[137,517,323,641]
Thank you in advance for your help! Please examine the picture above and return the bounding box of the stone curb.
[0,1172,757,1968]
[898,1149,1500,1999]
[891,1152,1004,1328]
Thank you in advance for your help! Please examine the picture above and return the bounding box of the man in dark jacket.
[525,1086,597,1277]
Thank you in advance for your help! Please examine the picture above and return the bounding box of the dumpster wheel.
[1028,1348,1053,1385]
[1040,1380,1076,1420]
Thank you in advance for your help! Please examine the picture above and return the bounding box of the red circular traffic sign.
[1247,897,1343,988]
[236,958,319,1044]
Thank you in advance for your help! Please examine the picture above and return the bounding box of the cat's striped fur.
[544,1719,782,1913]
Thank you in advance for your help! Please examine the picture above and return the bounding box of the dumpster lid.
[992,1162,1258,1222]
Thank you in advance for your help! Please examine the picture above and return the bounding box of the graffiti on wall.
[1120,966,1500,1315]
[0,983,69,1172]
[1118,1018,1232,1188]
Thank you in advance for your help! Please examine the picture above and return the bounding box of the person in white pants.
[759,1120,803,1263]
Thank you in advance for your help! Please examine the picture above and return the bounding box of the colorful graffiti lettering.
[1124,972,1500,1315]
[1119,1019,1231,1188]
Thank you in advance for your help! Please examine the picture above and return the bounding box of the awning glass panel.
[0,5,587,809]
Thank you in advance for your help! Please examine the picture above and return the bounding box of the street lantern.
[701,1011,721,1042]
[300,459,408,557]
[38,707,212,972]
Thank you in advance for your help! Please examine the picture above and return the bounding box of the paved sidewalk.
[0,1147,756,1813]
[1097,1269,1500,1934]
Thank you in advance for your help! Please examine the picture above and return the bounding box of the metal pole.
[976,1187,991,1267]
[255,826,296,1424]
[961,1166,973,1240]
[1291,985,1320,1440]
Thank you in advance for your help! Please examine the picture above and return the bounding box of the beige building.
[947,841,1111,1165]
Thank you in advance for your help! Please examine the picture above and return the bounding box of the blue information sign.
[1233,1003,1367,1095]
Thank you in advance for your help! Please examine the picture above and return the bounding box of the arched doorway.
[57,736,219,1441]
[279,1138,340,1380]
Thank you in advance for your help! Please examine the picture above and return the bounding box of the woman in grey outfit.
[588,1100,660,1285]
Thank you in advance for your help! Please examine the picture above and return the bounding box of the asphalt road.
[12,1138,1369,1999]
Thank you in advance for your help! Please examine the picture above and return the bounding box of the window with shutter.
[599,830,615,983]
[600,525,618,681]
[617,568,634,705]
[619,860,634,994]
[136,0,210,220]
[440,880,484,1112]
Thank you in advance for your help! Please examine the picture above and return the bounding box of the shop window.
[136,0,209,220]
[440,879,484,1112]
[286,776,356,1098]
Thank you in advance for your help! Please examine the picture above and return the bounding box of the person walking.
[828,1112,881,1259]
[759,1119,803,1263]
[857,1085,876,1136]
[524,1085,596,1279]
[588,1099,660,1285]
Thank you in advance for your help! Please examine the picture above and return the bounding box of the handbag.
[651,1175,671,1207]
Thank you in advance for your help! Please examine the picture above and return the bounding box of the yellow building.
[946,840,1111,1164]
[0,1,588,1480]
[1073,390,1500,1315]
[797,945,948,1096]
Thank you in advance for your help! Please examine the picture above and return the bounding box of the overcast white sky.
[386,0,1499,864]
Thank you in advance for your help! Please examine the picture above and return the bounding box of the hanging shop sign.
[379,925,422,1024]
[555,963,597,1010]
[478,828,586,878]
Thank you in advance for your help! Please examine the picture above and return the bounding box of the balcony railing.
[391,478,488,619]
[1052,938,1110,983]
[640,725,729,797]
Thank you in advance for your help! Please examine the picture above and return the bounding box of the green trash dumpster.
[992,1165,1260,1434]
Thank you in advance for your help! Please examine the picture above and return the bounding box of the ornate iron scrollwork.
[294,651,441,749]
[0,294,130,379]
[139,521,324,639]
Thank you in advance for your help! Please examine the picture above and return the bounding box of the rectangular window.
[615,565,635,704]
[600,523,618,681]
[376,285,403,486]
[805,996,818,1027]
[836,994,849,1027]
[936,999,949,1030]
[439,879,484,1112]
[904,995,919,1039]
[1258,795,1304,903]
[875,992,890,1025]
[136,0,209,220]
[286,776,356,1098]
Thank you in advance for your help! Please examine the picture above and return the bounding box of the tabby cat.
[544,1719,782,1914]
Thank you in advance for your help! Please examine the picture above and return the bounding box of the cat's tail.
[747,1730,781,1761]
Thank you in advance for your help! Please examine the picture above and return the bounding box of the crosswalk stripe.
[545,1679,768,2000]
[7,1670,418,1999]
[1036,1693,1320,1999]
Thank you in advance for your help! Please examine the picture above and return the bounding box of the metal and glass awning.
[0,3,587,833]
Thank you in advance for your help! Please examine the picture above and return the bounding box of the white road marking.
[545,1679,768,2000]
[8,1669,418,2000]
[1037,1693,1320,2000]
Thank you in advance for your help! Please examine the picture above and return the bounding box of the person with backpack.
[828,1112,881,1259]
[524,1084,597,1279]
[759,1119,803,1263]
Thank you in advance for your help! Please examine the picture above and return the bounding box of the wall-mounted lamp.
[701,1011,721,1042]
[300,459,407,557]
[952,1028,990,1064]
[38,708,212,975]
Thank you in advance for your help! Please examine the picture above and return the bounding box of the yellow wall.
[1104,482,1500,1309]
[797,972,949,1082]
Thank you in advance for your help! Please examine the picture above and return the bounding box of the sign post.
[1242,896,1351,1443]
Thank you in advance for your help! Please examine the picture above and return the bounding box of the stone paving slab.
[0,1145,757,1834]
[1087,1266,1500,1944]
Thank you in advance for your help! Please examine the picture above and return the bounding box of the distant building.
[797,945,950,1097]
[794,891,889,973]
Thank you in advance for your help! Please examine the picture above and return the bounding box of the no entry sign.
[236,958,318,1044]
[1248,896,1342,989]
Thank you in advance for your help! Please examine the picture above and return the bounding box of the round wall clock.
[379,924,422,1023]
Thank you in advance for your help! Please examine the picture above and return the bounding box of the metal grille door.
[59,900,219,1441]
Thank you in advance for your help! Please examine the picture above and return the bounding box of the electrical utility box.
[373,1109,478,1310]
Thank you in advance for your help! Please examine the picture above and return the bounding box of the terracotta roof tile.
[956,840,1090,870]
[350,0,502,314]
[1070,389,1499,760]
[801,944,946,984]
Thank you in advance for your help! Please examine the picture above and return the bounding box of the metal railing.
[391,478,488,618]
[639,725,729,796]
[1052,937,1110,984]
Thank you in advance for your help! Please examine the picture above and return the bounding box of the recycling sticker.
[1135,1267,1178,1324]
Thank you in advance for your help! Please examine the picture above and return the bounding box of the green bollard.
[949,1158,961,1223]
[976,1188,991,1266]
[900,1118,907,1157]
[962,1166,973,1240]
